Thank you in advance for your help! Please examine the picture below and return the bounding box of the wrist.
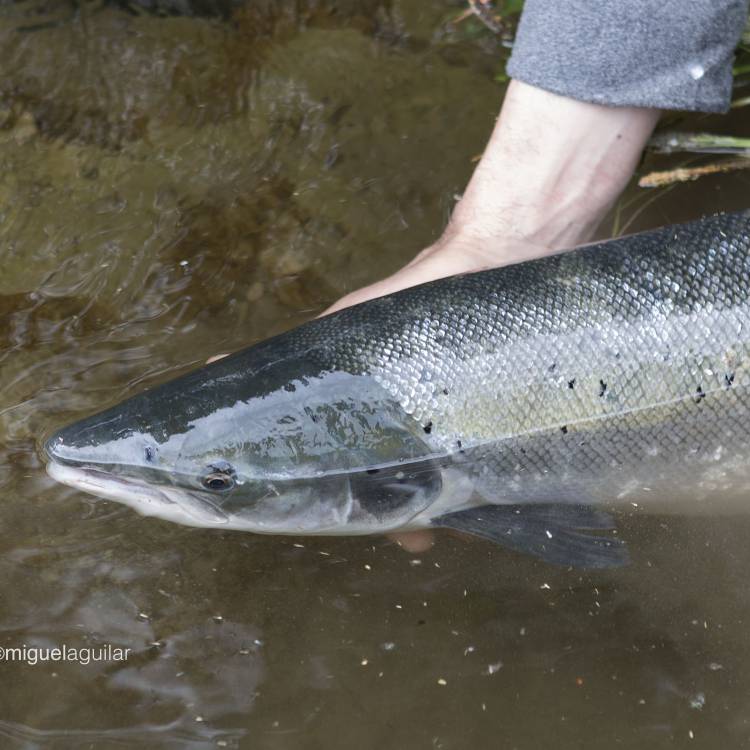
[445,80,660,255]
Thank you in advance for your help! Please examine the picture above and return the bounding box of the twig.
[466,0,504,35]
[638,158,750,188]
[649,132,750,155]
[451,7,474,24]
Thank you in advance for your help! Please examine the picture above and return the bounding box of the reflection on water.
[2,1,750,747]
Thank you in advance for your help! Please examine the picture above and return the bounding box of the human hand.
[326,81,660,551]
[324,231,549,316]
[324,231,555,553]
[213,81,659,553]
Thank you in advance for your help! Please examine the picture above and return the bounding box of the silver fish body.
[45,211,750,566]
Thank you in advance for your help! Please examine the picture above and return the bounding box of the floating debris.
[690,693,706,710]
[486,661,503,675]
[649,132,750,155]
[639,158,750,188]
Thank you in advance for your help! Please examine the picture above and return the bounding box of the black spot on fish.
[695,385,706,403]
[548,363,556,372]
[599,380,607,397]
[144,445,155,463]
[423,422,433,434]
[560,425,568,434]
[568,379,576,389]
[725,372,735,387]
[443,388,449,395]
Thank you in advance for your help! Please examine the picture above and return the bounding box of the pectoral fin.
[432,504,629,569]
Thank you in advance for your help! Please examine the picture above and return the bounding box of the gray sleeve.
[506,0,749,112]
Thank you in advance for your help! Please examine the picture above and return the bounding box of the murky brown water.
[3,2,750,748]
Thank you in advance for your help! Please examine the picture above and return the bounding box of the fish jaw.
[45,461,418,536]
[46,462,231,528]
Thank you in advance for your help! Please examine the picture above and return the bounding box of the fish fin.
[431,503,629,569]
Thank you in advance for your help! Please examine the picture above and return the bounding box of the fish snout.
[42,414,145,470]
[43,428,79,466]
[43,421,107,466]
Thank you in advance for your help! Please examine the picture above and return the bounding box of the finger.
[387,530,435,553]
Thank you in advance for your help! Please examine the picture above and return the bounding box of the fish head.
[45,346,444,535]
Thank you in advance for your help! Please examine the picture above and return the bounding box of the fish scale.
[330,211,750,514]
[44,210,750,566]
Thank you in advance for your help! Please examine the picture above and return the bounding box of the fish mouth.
[46,462,229,526]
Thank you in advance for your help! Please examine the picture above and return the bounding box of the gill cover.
[171,367,445,531]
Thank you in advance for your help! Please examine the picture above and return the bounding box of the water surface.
[3,1,750,747]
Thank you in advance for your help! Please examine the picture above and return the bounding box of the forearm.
[328,81,660,312]
[446,79,661,254]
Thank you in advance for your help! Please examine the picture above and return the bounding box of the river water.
[3,1,750,748]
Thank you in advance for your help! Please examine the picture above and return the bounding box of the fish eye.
[202,473,235,491]
[200,461,236,492]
